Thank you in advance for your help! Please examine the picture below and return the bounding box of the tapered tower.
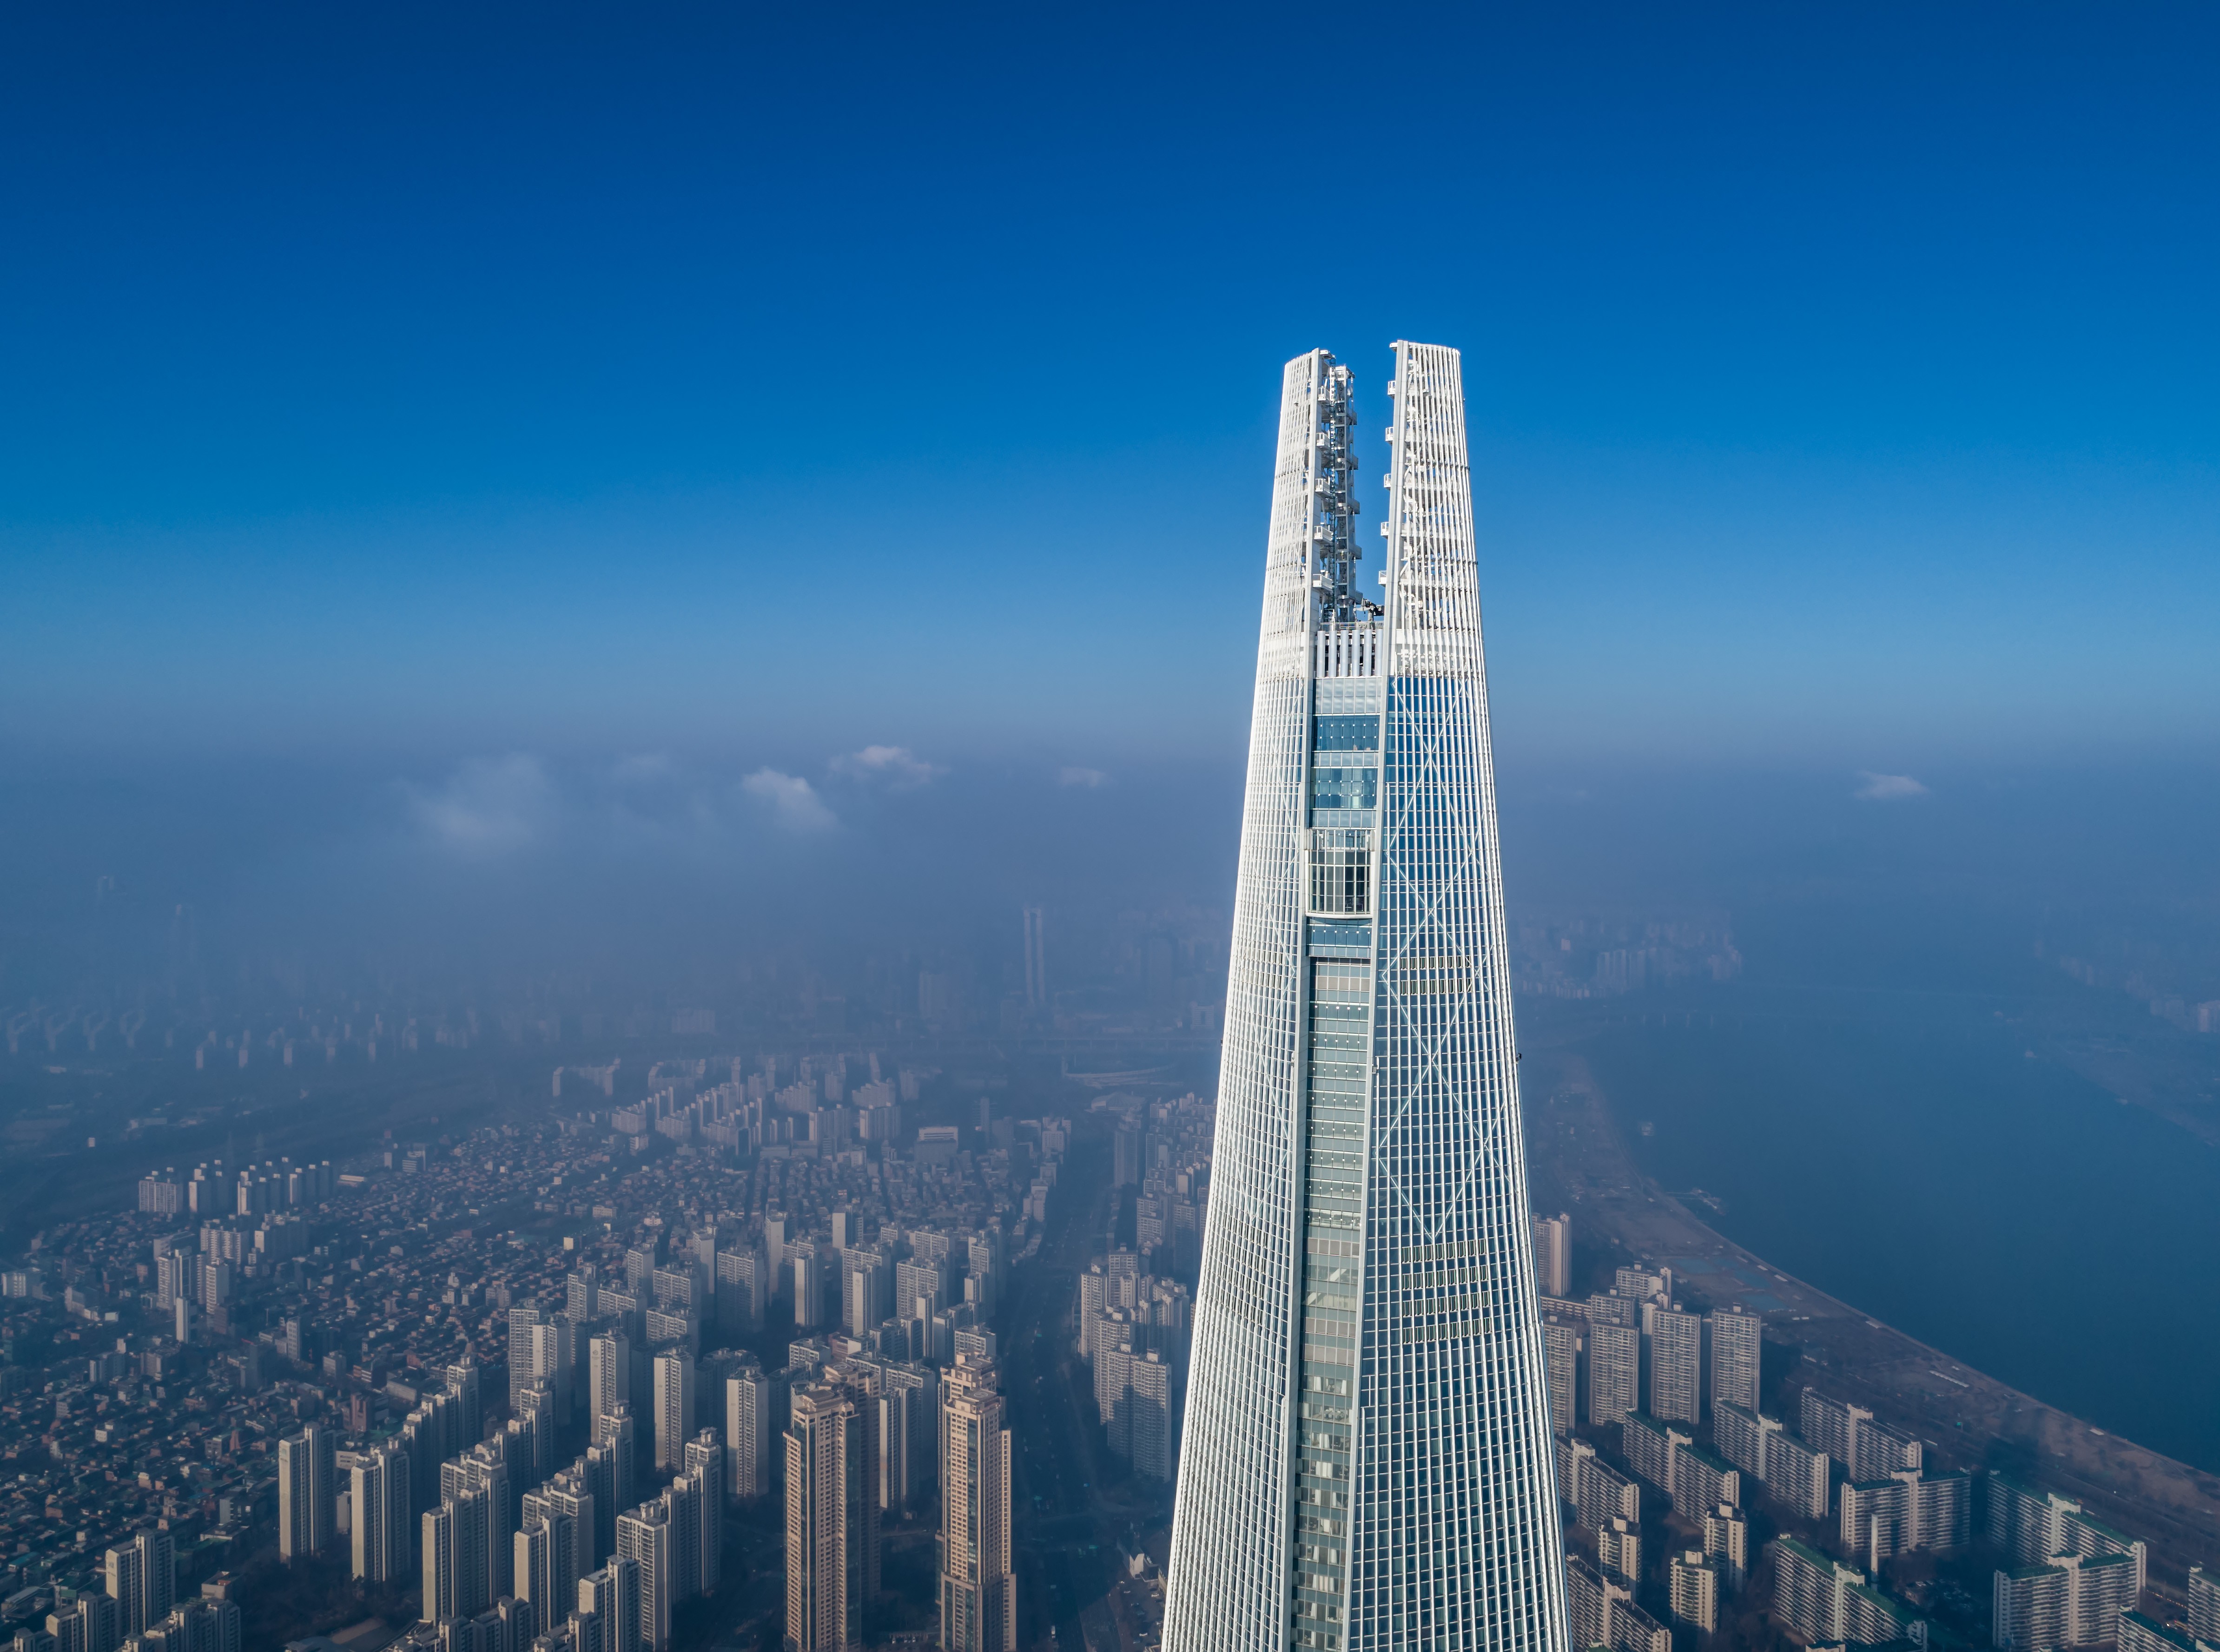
[1163,344,1569,1652]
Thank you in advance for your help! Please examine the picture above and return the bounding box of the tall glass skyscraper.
[1163,343,1569,1652]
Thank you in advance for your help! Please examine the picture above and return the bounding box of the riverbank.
[1520,1041,2220,1590]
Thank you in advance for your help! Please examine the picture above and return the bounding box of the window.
[1310,767,1378,811]
[1308,830,1373,916]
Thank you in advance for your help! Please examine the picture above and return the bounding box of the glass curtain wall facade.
[1163,344,1569,1652]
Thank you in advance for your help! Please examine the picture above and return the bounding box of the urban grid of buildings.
[5,1018,2218,1652]
[0,1050,1057,1652]
[1530,1224,2220,1652]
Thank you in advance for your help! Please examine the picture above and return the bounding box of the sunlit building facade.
[1163,344,1570,1652]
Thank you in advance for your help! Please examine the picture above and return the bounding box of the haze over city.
[1,7,2217,1652]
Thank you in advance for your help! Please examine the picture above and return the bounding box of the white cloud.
[1059,766,1109,789]
[742,768,838,832]
[831,744,942,788]
[406,754,555,852]
[1854,771,1929,801]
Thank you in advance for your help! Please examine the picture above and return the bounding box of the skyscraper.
[685,1430,723,1595]
[1531,1212,1571,1300]
[583,1441,621,1566]
[786,1382,872,1652]
[569,1264,601,1324]
[664,1476,701,1608]
[515,1513,576,1630]
[726,1357,781,1501]
[515,1379,558,1483]
[614,1503,674,1652]
[349,1444,413,1583]
[1647,1305,1703,1424]
[423,1490,490,1624]
[579,1558,641,1652]
[2189,1566,2220,1644]
[1589,1321,1640,1428]
[445,1358,483,1448]
[277,1424,337,1561]
[443,1449,515,1601]
[104,1531,174,1637]
[1021,907,1047,1014]
[938,1355,1015,1652]
[48,1592,121,1652]
[1162,344,1570,1652]
[595,1404,640,1524]
[1541,1313,1583,1435]
[653,1347,695,1472]
[1670,1551,1722,1633]
[509,1306,546,1416]
[1707,1307,1761,1416]
[591,1330,632,1424]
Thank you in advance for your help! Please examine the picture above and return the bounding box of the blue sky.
[3,1,2216,780]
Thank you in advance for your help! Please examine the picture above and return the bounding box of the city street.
[1001,1126,1174,1650]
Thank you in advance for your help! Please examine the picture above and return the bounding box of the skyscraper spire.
[1163,343,1569,1652]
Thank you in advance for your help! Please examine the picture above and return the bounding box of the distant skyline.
[3,4,2216,776]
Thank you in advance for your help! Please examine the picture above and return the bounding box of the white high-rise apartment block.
[595,1404,640,1521]
[653,1348,695,1473]
[591,1330,631,1424]
[1803,1390,1923,1482]
[713,1248,766,1334]
[842,1251,888,1340]
[508,1307,546,1415]
[1531,1213,1570,1299]
[1587,1321,1641,1428]
[445,1358,483,1447]
[104,1531,173,1637]
[786,1382,873,1652]
[2191,1567,2220,1643]
[726,1359,780,1500]
[516,1512,576,1630]
[422,1488,491,1624]
[1707,1306,1761,1416]
[1769,1537,1923,1648]
[938,1355,1015,1652]
[48,1592,121,1652]
[1670,1551,1722,1633]
[348,1445,412,1583]
[579,1558,642,1652]
[1540,1313,1582,1434]
[278,1423,336,1561]
[1163,345,1570,1652]
[1704,1503,1750,1591]
[1994,1551,2140,1652]
[442,1449,515,1601]
[524,1467,597,1575]
[1840,1468,1971,1568]
[615,1504,674,1652]
[1647,1306,1703,1424]
[684,1429,724,1595]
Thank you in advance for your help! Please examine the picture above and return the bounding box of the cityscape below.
[1,1025,2217,1652]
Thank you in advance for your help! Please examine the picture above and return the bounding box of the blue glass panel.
[1311,767,1378,810]
[1313,715,1380,752]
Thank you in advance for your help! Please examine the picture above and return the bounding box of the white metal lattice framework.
[1163,343,1569,1652]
